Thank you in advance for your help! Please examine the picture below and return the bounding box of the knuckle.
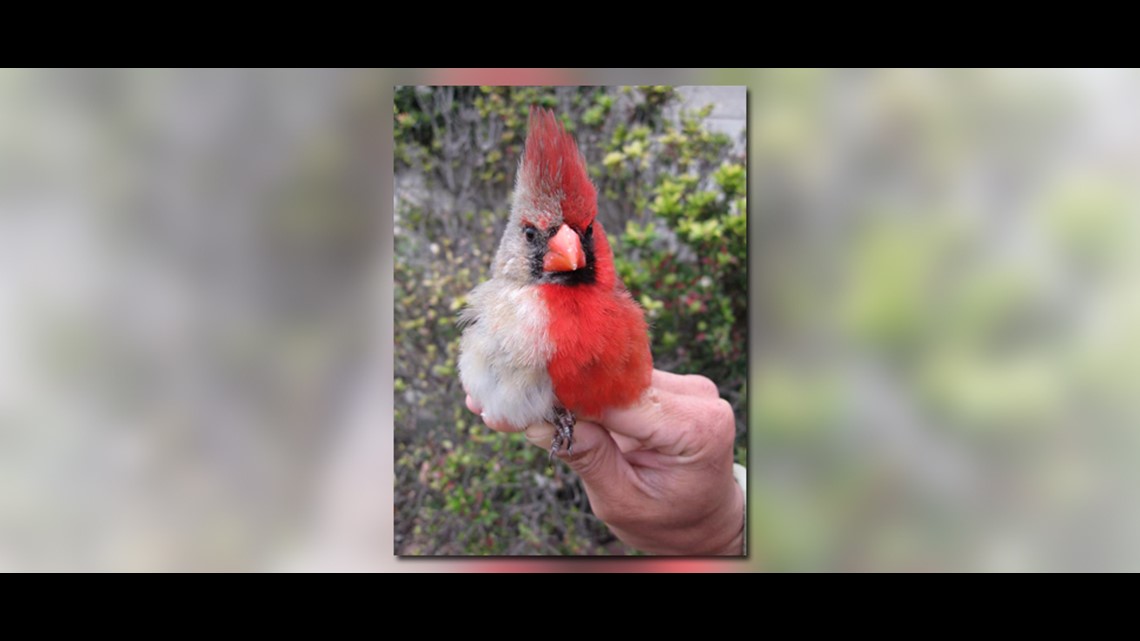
[712,398,736,446]
[679,401,707,436]
[687,374,720,398]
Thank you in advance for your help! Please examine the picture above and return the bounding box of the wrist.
[666,473,743,556]
[713,479,746,556]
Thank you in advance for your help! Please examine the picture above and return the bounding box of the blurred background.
[394,86,748,555]
[0,69,387,571]
[750,68,1140,571]
[4,68,1140,571]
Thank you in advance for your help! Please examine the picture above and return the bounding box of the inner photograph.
[394,86,747,556]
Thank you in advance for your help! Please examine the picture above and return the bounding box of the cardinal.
[458,106,653,459]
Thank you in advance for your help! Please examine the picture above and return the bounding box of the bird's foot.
[549,407,576,461]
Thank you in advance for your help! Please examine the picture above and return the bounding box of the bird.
[458,106,653,459]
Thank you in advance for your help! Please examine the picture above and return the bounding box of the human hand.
[466,369,744,556]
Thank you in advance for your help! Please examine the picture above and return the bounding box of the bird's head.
[493,107,607,287]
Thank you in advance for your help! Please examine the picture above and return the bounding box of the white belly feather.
[458,281,556,429]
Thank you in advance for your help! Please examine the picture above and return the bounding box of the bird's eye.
[585,223,593,237]
[523,226,538,243]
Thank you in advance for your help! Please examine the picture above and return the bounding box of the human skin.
[466,369,744,556]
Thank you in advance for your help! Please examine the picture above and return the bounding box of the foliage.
[394,86,746,555]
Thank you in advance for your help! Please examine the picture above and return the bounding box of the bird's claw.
[549,407,576,461]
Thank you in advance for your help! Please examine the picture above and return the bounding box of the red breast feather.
[542,224,653,418]
[525,107,653,418]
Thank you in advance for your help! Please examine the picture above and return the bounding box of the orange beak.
[543,224,586,272]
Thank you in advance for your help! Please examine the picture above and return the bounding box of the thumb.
[524,421,626,486]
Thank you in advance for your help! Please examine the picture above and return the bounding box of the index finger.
[602,386,730,457]
[651,369,722,399]
[597,385,679,445]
